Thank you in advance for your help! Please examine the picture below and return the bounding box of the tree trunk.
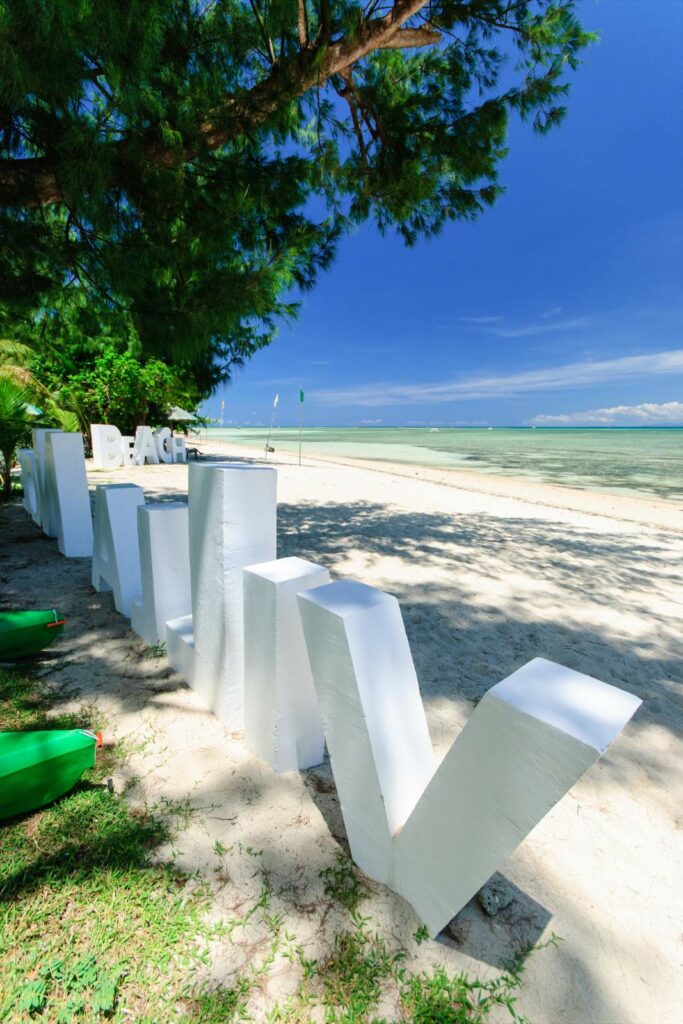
[1,448,14,499]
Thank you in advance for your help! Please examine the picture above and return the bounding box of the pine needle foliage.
[0,0,593,369]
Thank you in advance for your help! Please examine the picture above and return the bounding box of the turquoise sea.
[197,427,683,502]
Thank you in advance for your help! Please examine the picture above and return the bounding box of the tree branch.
[248,0,276,64]
[377,26,442,48]
[298,0,309,47]
[0,0,440,206]
[336,71,370,165]
[319,0,331,43]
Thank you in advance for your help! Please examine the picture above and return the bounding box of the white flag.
[273,393,279,407]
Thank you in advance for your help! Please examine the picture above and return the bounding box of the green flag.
[299,388,304,403]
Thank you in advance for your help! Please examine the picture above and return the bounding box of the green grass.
[0,667,543,1023]
[0,668,215,1021]
[321,851,369,913]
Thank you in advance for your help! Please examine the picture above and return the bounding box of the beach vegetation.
[0,376,46,498]
[59,344,194,435]
[0,0,593,386]
[1,665,543,1022]
[321,849,370,912]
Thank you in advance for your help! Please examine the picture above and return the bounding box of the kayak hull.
[0,730,97,820]
[0,609,65,659]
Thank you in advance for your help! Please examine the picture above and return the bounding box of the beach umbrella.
[168,406,197,422]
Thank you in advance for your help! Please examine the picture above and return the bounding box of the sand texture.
[1,441,681,1023]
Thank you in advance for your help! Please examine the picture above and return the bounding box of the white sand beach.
[3,440,682,1023]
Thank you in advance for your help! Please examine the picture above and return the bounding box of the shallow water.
[198,427,683,502]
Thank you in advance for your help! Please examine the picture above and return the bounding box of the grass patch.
[0,790,208,1021]
[400,964,526,1024]
[0,666,91,733]
[256,909,536,1023]
[144,641,167,659]
[0,668,213,1022]
[321,851,369,913]
[318,913,401,1020]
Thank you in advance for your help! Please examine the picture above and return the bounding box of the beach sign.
[91,484,145,617]
[243,556,329,772]
[38,430,93,557]
[167,462,276,730]
[131,502,192,645]
[91,424,187,468]
[298,579,642,937]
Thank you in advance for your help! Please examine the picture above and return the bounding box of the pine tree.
[0,0,593,372]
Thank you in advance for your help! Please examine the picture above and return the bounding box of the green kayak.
[0,729,102,820]
[0,609,66,659]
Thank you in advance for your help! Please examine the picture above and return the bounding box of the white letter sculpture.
[134,426,160,466]
[131,502,191,644]
[171,434,187,463]
[91,424,124,470]
[166,462,276,729]
[120,436,137,466]
[92,484,145,616]
[243,556,329,772]
[43,432,94,557]
[31,428,60,533]
[17,449,39,523]
[298,580,642,936]
[154,427,174,464]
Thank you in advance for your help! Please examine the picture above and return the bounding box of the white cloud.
[360,418,383,424]
[311,348,683,407]
[456,315,502,325]
[531,401,683,426]
[491,316,591,338]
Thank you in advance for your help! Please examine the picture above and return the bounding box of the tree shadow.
[0,784,169,903]
[1,492,680,1024]
[302,758,551,968]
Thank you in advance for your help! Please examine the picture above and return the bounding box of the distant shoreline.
[194,425,683,510]
[193,436,683,532]
[200,424,683,430]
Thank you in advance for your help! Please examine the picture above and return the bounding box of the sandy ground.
[1,440,682,1023]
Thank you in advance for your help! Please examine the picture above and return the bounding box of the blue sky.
[209,0,683,428]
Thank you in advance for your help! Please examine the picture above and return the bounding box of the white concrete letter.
[120,436,137,466]
[17,448,39,522]
[92,484,145,615]
[31,428,60,534]
[171,434,187,463]
[298,581,642,935]
[297,581,434,882]
[131,502,191,644]
[165,613,195,685]
[244,557,329,773]
[91,424,123,469]
[166,462,276,730]
[154,427,174,464]
[134,426,159,466]
[43,432,94,557]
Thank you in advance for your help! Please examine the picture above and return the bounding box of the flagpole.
[265,393,279,461]
[298,386,304,466]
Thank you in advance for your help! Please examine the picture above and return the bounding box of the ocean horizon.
[197,426,683,502]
